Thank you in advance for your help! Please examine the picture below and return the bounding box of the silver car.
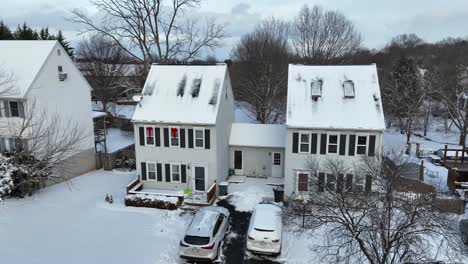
[180,206,230,262]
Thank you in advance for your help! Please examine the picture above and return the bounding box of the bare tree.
[70,0,227,65]
[0,67,16,96]
[291,5,361,64]
[285,153,466,264]
[76,34,135,112]
[230,18,290,124]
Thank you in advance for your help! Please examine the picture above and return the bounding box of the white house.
[284,64,386,197]
[0,40,96,179]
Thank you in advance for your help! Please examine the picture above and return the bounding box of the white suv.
[180,206,230,261]
[246,203,282,255]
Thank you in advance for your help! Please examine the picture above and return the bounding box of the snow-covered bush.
[125,194,180,210]
[114,156,136,171]
[0,158,15,201]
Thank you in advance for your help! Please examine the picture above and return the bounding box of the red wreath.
[171,127,178,138]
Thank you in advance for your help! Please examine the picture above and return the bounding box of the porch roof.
[229,123,286,148]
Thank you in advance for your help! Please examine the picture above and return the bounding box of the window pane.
[172,173,180,181]
[300,134,309,142]
[329,135,338,144]
[195,139,204,147]
[171,138,179,146]
[357,146,366,155]
[300,143,309,153]
[358,136,367,145]
[148,163,156,172]
[172,165,179,173]
[195,130,203,139]
[298,173,308,192]
[328,145,337,153]
[148,172,156,180]
[9,102,19,117]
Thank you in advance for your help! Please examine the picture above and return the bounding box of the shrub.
[125,194,180,210]
[114,156,136,171]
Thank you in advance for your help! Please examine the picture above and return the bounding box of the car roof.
[186,207,227,237]
[252,204,281,231]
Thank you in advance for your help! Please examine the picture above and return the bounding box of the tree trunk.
[460,133,467,146]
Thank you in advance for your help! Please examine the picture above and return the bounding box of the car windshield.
[184,235,210,245]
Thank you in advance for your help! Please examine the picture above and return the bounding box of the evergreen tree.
[39,27,54,40]
[56,30,74,58]
[13,23,38,40]
[0,21,13,40]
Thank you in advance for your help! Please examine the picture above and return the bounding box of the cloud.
[231,3,251,15]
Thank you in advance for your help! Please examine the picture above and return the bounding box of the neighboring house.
[284,64,386,197]
[0,40,95,179]
[132,64,235,198]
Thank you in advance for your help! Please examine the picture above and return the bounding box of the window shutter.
[368,135,376,156]
[320,134,327,155]
[292,133,299,153]
[141,162,147,181]
[181,164,187,183]
[204,129,210,149]
[337,174,344,192]
[165,164,171,182]
[155,128,161,147]
[345,174,353,192]
[156,163,162,182]
[139,127,145,146]
[0,138,5,152]
[8,138,15,151]
[18,101,25,118]
[318,173,325,192]
[348,135,356,156]
[311,133,318,154]
[339,135,346,156]
[365,175,372,194]
[0,101,2,117]
[188,129,194,148]
[163,128,169,147]
[180,129,186,148]
[4,101,10,117]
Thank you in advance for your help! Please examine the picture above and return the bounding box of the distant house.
[284,65,386,197]
[0,40,95,180]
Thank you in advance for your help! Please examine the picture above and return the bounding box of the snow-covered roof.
[92,111,107,119]
[286,64,385,130]
[132,64,227,124]
[0,40,58,97]
[229,123,286,148]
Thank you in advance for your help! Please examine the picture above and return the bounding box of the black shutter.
[155,128,161,147]
[181,165,187,183]
[141,162,147,180]
[205,129,210,149]
[320,134,327,155]
[311,133,318,154]
[163,128,169,147]
[188,129,194,148]
[368,135,376,156]
[180,129,186,148]
[348,135,356,156]
[339,135,346,156]
[156,163,162,181]
[139,127,145,146]
[345,174,353,192]
[165,164,171,182]
[365,175,372,194]
[292,133,298,153]
[4,101,10,117]
[337,174,344,193]
[318,173,325,192]
[18,101,25,118]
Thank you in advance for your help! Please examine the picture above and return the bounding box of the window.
[147,163,156,180]
[145,126,155,145]
[171,163,181,182]
[328,135,338,154]
[184,236,210,246]
[356,136,367,155]
[311,80,322,99]
[170,127,179,147]
[273,153,281,165]
[58,66,63,73]
[9,101,19,117]
[299,133,310,153]
[57,49,61,56]
[194,128,204,148]
[298,173,309,192]
[343,80,355,98]
[326,174,336,191]
[212,215,224,236]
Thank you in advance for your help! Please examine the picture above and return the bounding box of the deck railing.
[126,177,140,194]
[443,145,468,163]
[206,183,217,204]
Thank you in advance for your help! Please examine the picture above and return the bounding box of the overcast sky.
[2,0,468,59]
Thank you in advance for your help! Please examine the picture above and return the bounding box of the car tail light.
[180,241,189,247]
[248,236,254,240]
[201,243,215,250]
[272,239,280,243]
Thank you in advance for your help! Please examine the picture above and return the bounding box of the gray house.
[132,64,234,201]
[284,65,386,197]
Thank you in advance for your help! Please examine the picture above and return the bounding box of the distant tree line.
[0,21,74,57]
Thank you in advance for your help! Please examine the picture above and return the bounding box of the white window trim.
[146,162,157,181]
[356,135,368,156]
[296,171,311,193]
[170,162,181,183]
[169,126,180,148]
[299,132,310,154]
[327,134,339,155]
[144,125,155,146]
[272,152,281,165]
[194,127,205,149]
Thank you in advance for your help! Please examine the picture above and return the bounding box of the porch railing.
[206,183,217,204]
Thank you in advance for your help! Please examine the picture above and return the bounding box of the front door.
[194,166,206,191]
[234,150,243,175]
[271,152,282,178]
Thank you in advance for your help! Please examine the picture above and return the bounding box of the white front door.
[271,152,282,178]
[193,166,206,191]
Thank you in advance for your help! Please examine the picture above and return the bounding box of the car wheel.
[463,233,468,245]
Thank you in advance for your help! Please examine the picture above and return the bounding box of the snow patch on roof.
[286,64,385,130]
[229,123,286,148]
[133,65,227,124]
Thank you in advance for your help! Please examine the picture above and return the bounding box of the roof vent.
[343,80,355,98]
[311,80,322,101]
[191,78,202,98]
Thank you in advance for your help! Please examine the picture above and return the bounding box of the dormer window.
[311,80,322,100]
[343,80,355,98]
